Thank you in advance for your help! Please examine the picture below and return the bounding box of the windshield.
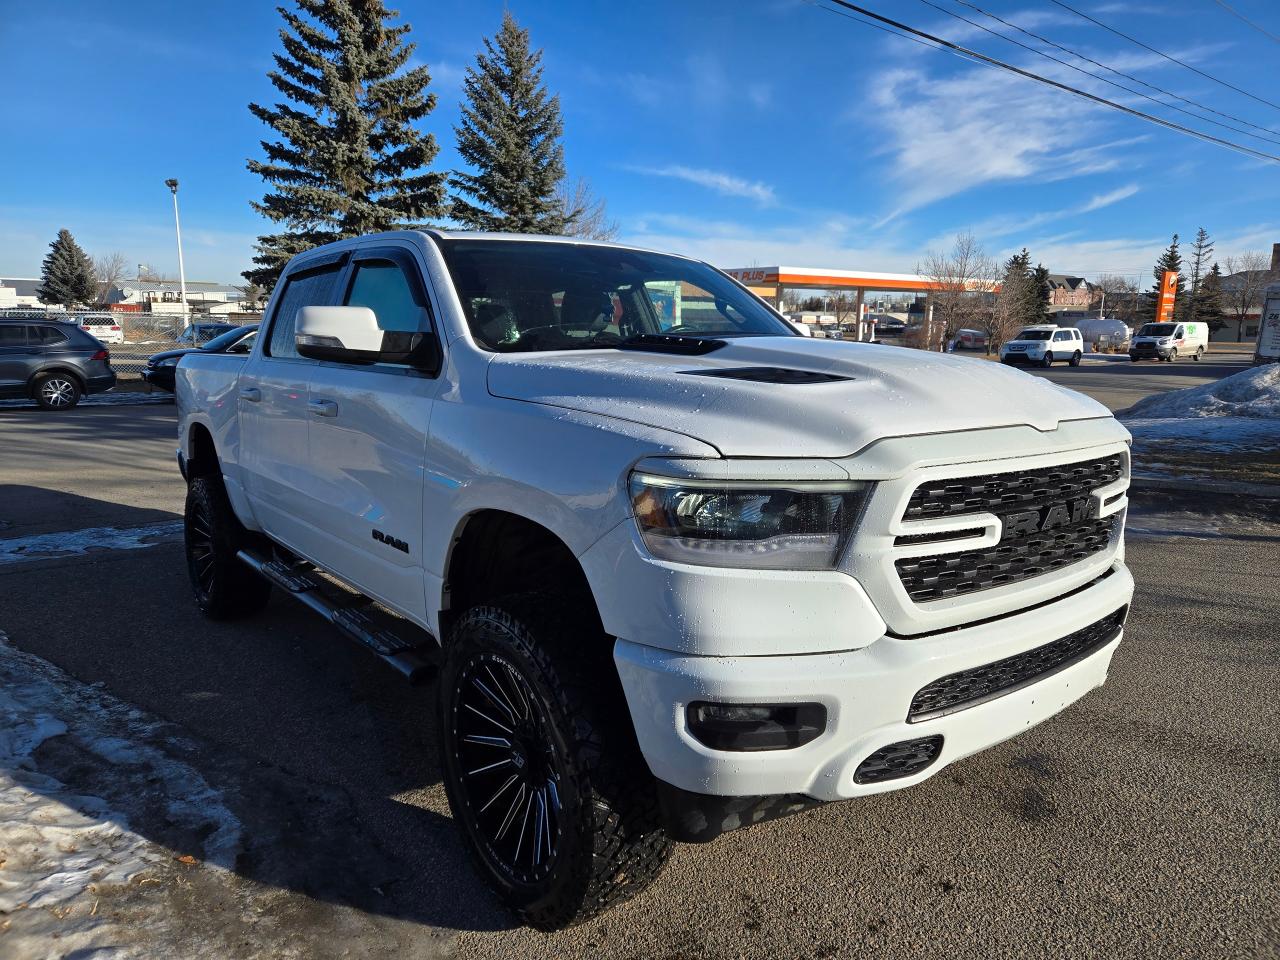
[1015,329,1054,340]
[438,239,794,352]
[1138,323,1176,336]
[199,325,249,351]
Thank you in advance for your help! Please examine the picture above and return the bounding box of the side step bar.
[237,549,437,684]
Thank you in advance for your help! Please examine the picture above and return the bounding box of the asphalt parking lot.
[1,358,1276,959]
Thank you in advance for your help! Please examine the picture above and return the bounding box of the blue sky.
[2,0,1277,286]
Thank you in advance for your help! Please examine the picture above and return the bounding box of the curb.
[1129,474,1280,500]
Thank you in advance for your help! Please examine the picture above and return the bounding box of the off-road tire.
[1069,351,1082,367]
[439,596,672,930]
[33,373,82,410]
[184,475,272,620]
[1040,351,1054,368]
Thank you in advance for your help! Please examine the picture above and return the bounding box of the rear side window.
[266,261,345,359]
[34,326,70,345]
[0,325,27,346]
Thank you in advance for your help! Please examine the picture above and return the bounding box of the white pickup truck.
[175,230,1134,928]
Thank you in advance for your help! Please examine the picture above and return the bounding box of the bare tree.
[1222,252,1277,342]
[918,232,999,351]
[557,177,618,241]
[831,292,856,335]
[1090,273,1141,324]
[92,251,130,305]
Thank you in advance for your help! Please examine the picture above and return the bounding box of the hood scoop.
[685,366,854,385]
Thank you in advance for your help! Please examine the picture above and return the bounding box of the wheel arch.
[185,421,221,478]
[440,509,604,643]
[28,365,87,394]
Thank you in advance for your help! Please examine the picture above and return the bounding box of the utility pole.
[165,179,188,321]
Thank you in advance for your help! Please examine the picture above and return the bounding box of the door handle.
[308,399,338,418]
[239,386,262,402]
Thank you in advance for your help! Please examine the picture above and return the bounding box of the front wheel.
[1167,348,1178,362]
[1040,352,1054,368]
[439,597,671,929]
[1069,351,1082,367]
[184,475,272,619]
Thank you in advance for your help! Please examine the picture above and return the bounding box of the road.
[0,373,1276,958]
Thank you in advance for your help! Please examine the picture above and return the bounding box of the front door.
[238,253,346,552]
[300,245,443,623]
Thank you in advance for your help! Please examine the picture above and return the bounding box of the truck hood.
[486,336,1112,458]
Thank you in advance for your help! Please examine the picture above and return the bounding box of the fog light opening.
[685,701,827,752]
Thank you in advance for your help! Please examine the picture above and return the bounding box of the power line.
[915,0,1280,146]
[1047,0,1280,112]
[1211,0,1280,46]
[814,0,1280,164]
[951,0,1280,138]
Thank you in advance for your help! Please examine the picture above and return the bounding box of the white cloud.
[1079,183,1140,213]
[627,166,777,204]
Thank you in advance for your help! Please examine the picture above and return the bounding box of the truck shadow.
[0,486,517,934]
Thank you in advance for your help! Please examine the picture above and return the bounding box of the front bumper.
[614,563,1133,804]
[1129,345,1173,359]
[1000,351,1044,364]
[141,367,175,391]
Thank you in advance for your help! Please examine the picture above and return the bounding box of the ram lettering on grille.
[896,455,1124,603]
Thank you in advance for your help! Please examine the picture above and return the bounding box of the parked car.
[177,230,1132,928]
[956,328,988,350]
[1129,321,1208,362]
[0,318,116,409]
[142,324,257,392]
[175,322,238,346]
[77,312,125,344]
[1000,325,1084,367]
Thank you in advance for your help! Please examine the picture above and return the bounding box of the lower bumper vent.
[908,606,1127,723]
[853,735,944,785]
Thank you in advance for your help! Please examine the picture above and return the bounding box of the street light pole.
[164,179,188,321]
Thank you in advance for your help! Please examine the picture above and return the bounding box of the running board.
[236,549,436,684]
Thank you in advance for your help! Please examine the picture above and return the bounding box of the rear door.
[297,244,444,621]
[238,251,347,551]
[0,325,34,394]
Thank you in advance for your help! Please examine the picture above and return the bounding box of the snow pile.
[1121,364,1280,419]
[0,630,241,957]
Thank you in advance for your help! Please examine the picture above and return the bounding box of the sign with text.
[1156,270,1179,324]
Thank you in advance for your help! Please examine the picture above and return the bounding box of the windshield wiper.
[616,333,728,356]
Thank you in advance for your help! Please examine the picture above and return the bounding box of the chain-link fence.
[1,309,262,381]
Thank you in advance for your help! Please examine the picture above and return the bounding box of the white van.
[999,325,1085,367]
[1129,321,1208,362]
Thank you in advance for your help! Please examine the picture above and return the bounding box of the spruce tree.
[994,249,1031,341]
[245,0,447,289]
[1181,227,1214,324]
[1144,234,1181,322]
[1194,262,1225,332]
[1028,264,1051,325]
[37,229,97,308]
[451,11,568,233]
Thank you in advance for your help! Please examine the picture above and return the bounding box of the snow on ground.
[0,629,240,958]
[0,522,184,566]
[1121,364,1280,419]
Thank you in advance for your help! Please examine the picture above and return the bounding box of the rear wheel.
[1040,352,1054,368]
[184,475,272,619]
[1069,351,1082,367]
[1194,347,1204,361]
[33,373,81,410]
[439,597,671,929]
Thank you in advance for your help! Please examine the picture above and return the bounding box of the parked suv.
[0,319,116,408]
[78,312,126,344]
[1000,325,1084,367]
[176,232,1133,928]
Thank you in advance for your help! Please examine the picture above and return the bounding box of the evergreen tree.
[1181,227,1214,324]
[451,12,568,233]
[37,229,97,308]
[1194,262,1225,331]
[1143,234,1181,322]
[245,0,447,289]
[993,248,1032,343]
[1028,263,1051,325]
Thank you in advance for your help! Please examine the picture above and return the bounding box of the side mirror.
[295,305,439,371]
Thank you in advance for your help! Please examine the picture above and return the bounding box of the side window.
[34,326,69,345]
[1053,331,1067,341]
[344,260,429,333]
[266,262,344,359]
[0,326,28,347]
[1174,326,1185,338]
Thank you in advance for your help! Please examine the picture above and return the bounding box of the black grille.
[896,454,1125,602]
[907,606,1127,723]
[853,736,944,784]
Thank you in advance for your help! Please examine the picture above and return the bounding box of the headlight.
[629,473,869,570]
[157,357,180,367]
